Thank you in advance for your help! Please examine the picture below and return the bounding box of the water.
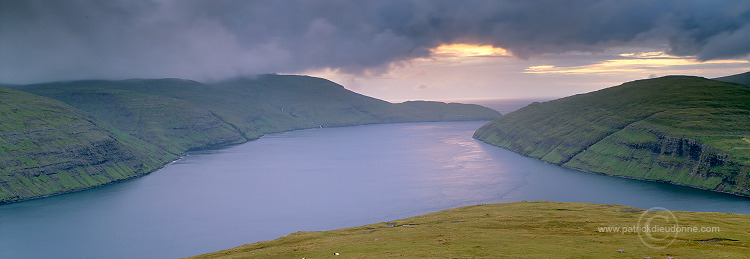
[1,121,748,258]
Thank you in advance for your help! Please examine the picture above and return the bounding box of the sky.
[1,0,749,101]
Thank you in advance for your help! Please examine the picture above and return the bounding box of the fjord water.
[1,121,748,258]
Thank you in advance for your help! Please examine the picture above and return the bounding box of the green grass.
[190,201,750,258]
[475,75,750,196]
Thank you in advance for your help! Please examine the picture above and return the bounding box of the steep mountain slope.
[474,76,750,196]
[715,71,750,85]
[0,87,175,203]
[15,79,275,152]
[24,86,248,154]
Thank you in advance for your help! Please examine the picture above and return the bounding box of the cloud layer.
[1,0,749,83]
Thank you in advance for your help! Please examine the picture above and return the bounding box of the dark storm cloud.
[1,0,749,83]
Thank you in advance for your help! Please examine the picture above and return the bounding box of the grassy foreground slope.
[474,75,750,196]
[0,87,174,203]
[192,201,750,258]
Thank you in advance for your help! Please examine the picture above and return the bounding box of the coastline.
[0,119,494,205]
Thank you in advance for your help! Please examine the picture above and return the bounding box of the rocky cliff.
[474,75,750,196]
[0,87,174,203]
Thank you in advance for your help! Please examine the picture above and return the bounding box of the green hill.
[211,75,502,126]
[0,87,175,203]
[474,75,750,196]
[191,201,750,258]
[2,75,499,203]
[715,71,750,85]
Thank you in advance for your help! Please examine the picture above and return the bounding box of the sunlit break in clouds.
[1,0,749,100]
[430,44,512,58]
[525,52,750,75]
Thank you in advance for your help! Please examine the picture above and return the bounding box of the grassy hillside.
[0,87,175,203]
[715,71,750,85]
[474,75,750,196]
[26,87,248,154]
[2,75,499,203]
[20,75,500,153]
[192,201,750,258]
[213,75,502,126]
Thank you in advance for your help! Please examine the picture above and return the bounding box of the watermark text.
[597,225,721,234]
[597,207,721,249]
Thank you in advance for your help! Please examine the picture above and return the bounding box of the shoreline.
[473,137,750,200]
[0,120,492,206]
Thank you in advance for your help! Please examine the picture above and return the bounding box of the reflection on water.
[0,121,748,259]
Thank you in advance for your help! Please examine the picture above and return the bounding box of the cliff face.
[474,75,750,196]
[565,122,748,193]
[0,87,174,203]
[2,75,500,203]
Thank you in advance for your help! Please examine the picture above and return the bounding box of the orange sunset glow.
[430,44,511,58]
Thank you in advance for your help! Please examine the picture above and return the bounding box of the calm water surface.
[1,121,748,258]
